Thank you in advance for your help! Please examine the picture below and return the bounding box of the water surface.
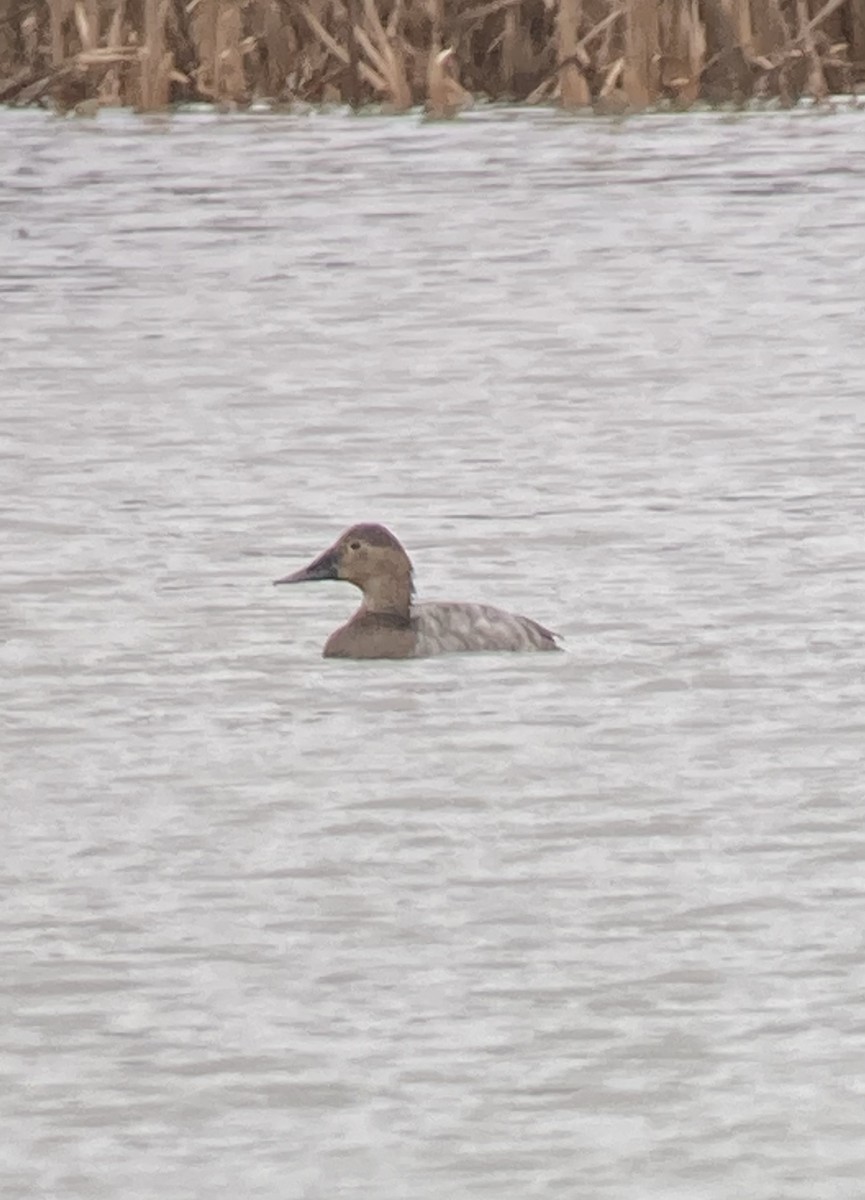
[2,104,865,1199]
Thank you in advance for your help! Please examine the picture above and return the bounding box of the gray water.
[2,103,865,1199]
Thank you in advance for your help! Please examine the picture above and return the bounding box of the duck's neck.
[360,574,413,619]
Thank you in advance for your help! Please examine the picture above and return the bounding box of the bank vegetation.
[1,0,863,114]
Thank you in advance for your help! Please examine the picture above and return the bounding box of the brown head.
[274,523,414,616]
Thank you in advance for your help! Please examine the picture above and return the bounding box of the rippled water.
[3,103,865,1199]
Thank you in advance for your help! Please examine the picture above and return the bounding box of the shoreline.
[2,94,864,123]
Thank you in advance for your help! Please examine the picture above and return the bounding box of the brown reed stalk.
[358,0,412,109]
[140,0,170,108]
[249,0,295,100]
[659,0,703,106]
[217,1,245,103]
[624,0,659,107]
[346,0,361,105]
[301,2,390,96]
[48,0,70,65]
[853,1,865,80]
[700,0,753,102]
[797,0,828,97]
[106,0,126,50]
[526,6,622,105]
[557,0,590,108]
[726,0,752,53]
[425,44,470,115]
[426,0,444,43]
[189,0,216,98]
[189,0,246,104]
[807,0,853,30]
[501,2,518,93]
[750,0,789,58]
[73,0,98,51]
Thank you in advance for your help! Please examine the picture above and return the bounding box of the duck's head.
[274,523,414,602]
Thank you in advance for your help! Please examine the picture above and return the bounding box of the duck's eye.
[349,540,361,551]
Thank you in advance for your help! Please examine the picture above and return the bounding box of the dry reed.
[1,0,864,112]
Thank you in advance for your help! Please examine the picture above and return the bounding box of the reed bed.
[1,0,863,113]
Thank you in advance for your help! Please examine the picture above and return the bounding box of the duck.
[274,523,561,659]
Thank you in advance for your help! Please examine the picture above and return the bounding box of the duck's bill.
[273,548,338,585]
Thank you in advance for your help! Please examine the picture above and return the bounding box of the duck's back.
[411,601,559,656]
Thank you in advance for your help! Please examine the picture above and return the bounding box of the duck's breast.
[323,611,416,659]
[411,601,559,656]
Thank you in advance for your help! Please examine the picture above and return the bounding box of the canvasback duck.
[274,523,560,659]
